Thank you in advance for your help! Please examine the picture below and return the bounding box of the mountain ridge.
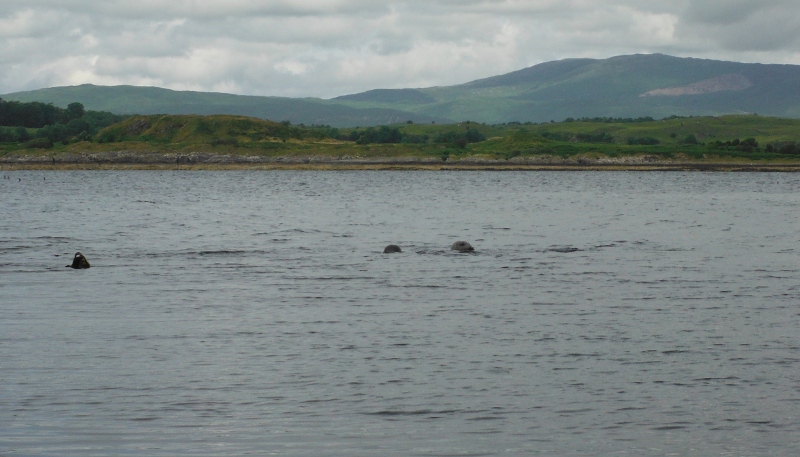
[4,54,800,126]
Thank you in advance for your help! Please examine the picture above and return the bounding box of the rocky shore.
[2,150,800,171]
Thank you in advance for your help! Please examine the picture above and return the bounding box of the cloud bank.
[2,0,799,98]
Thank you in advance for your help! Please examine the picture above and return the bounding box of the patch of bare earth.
[640,74,753,97]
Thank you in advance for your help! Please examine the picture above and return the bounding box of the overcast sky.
[2,0,799,98]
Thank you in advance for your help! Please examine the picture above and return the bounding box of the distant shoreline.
[4,113,800,172]
[3,153,800,172]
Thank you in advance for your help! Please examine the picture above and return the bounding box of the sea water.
[1,170,799,456]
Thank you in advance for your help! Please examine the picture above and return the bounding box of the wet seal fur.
[67,252,91,269]
[451,241,475,252]
[548,246,581,253]
[383,244,402,254]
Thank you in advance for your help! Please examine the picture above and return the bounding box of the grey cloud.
[3,0,388,20]
[2,0,800,98]
[675,0,800,52]
[681,0,789,25]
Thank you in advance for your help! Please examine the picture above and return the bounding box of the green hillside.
[1,85,447,128]
[3,113,800,166]
[334,54,800,123]
[5,54,800,127]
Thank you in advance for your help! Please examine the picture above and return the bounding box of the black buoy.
[383,244,402,254]
[67,252,91,269]
[451,241,475,252]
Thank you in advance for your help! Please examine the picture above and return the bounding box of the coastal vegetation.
[0,99,123,147]
[2,102,800,168]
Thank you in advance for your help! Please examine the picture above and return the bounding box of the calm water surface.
[1,171,799,456]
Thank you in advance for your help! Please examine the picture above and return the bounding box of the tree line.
[563,116,657,124]
[347,125,486,147]
[0,99,123,146]
[0,99,86,128]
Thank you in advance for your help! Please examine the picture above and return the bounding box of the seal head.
[68,252,91,269]
[451,241,475,252]
[383,244,402,254]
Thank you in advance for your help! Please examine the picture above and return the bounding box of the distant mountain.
[0,85,447,128]
[5,54,800,125]
[333,54,800,123]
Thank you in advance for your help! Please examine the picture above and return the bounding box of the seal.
[451,241,475,252]
[383,244,402,254]
[67,252,91,269]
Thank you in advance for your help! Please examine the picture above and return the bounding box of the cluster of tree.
[0,99,123,147]
[0,99,85,128]
[542,131,614,143]
[765,141,800,154]
[347,126,486,148]
[34,120,93,143]
[432,129,486,148]
[677,134,699,145]
[349,126,404,144]
[497,117,665,126]
[708,138,759,152]
[627,136,660,145]
[0,126,31,143]
[564,116,656,123]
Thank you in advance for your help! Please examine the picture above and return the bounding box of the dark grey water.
[2,170,799,456]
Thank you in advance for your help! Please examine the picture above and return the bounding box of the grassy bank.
[5,161,800,172]
[2,114,800,170]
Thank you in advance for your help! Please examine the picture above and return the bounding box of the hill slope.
[1,85,447,128]
[334,54,800,122]
[5,54,800,125]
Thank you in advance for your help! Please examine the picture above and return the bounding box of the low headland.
[3,109,800,171]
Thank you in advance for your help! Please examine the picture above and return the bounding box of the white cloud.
[274,60,311,75]
[1,1,800,98]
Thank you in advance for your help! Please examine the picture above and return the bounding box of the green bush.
[351,126,403,144]
[0,126,30,142]
[627,137,660,145]
[195,119,214,134]
[768,141,799,154]
[35,123,68,143]
[210,137,239,146]
[23,137,53,149]
[434,128,486,148]
[542,131,613,143]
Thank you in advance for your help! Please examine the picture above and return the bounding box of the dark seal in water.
[383,244,402,254]
[451,241,475,252]
[548,246,581,253]
[67,252,91,269]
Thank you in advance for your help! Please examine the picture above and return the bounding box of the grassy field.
[3,114,800,169]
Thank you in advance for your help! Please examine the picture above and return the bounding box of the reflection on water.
[2,171,799,456]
